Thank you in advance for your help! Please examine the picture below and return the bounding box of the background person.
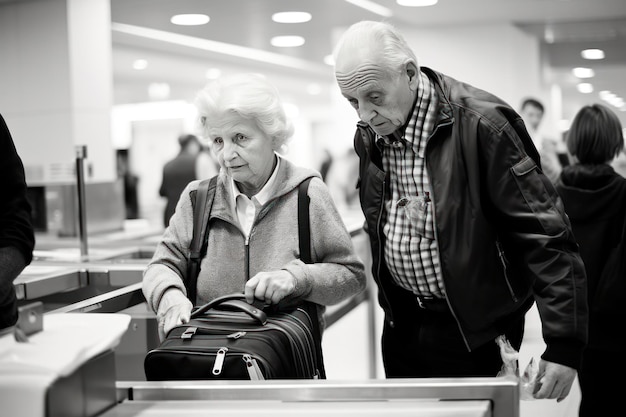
[519,97,565,183]
[159,133,217,228]
[554,104,626,417]
[0,113,35,332]
[143,73,366,341]
[332,21,587,402]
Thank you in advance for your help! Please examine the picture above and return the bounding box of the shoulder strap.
[298,177,313,264]
[186,175,218,303]
[297,177,327,378]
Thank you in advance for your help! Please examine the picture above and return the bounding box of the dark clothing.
[381,284,525,377]
[159,153,198,227]
[555,163,626,417]
[353,68,587,375]
[0,114,35,329]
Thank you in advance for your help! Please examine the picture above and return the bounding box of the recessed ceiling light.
[170,14,210,26]
[577,83,593,94]
[581,48,605,60]
[132,59,148,70]
[323,54,335,66]
[572,67,595,78]
[272,12,312,23]
[397,0,438,6]
[271,36,305,47]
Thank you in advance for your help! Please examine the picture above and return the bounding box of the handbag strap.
[298,177,313,264]
[186,175,218,302]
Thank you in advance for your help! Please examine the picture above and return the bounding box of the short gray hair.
[333,20,418,75]
[194,73,294,152]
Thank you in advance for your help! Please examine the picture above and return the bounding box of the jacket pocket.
[510,156,565,235]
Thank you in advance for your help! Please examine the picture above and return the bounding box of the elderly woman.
[142,73,366,340]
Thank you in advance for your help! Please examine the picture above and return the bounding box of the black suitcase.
[144,293,324,380]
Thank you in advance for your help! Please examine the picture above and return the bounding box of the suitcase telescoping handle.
[191,293,268,325]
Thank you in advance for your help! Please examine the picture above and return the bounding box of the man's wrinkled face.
[335,47,417,136]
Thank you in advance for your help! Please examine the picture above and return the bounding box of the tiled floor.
[322,299,581,417]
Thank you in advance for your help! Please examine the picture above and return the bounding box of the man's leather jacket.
[353,67,588,369]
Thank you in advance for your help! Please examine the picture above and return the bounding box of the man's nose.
[358,104,376,123]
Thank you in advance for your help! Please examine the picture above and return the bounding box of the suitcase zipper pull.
[242,354,265,380]
[212,347,228,376]
[228,331,246,339]
[181,327,197,339]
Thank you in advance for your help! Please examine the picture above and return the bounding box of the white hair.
[333,20,418,75]
[194,73,294,152]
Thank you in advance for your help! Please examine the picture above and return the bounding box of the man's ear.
[405,61,419,91]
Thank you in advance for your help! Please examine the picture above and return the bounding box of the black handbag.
[144,177,326,380]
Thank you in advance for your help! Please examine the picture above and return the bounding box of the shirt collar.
[230,154,280,206]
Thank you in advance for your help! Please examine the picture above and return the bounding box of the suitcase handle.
[191,294,268,325]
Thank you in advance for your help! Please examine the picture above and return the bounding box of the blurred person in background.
[554,104,626,417]
[332,20,587,402]
[143,73,366,341]
[519,97,565,183]
[159,133,218,228]
[0,114,35,332]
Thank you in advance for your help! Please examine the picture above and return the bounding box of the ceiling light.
[170,14,210,26]
[572,67,595,78]
[323,54,335,66]
[581,48,605,60]
[272,12,312,23]
[205,68,221,79]
[397,0,438,6]
[270,36,305,47]
[132,59,148,70]
[343,0,393,17]
[577,83,593,94]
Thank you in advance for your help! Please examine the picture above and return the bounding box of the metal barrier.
[110,378,519,417]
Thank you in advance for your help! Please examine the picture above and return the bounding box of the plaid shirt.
[377,72,445,299]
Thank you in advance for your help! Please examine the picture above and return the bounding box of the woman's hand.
[244,270,297,305]
[156,289,193,340]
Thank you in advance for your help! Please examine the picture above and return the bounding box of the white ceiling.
[110,0,626,126]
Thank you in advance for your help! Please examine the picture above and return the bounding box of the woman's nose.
[222,141,237,160]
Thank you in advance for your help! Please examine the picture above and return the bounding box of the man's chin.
[372,125,396,136]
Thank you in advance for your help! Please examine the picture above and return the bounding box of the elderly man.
[332,20,587,402]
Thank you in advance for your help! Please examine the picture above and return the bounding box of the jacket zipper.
[496,240,518,302]
[423,117,474,351]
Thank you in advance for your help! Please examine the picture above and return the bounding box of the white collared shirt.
[230,156,280,239]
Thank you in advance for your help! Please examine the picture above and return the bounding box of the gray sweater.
[143,157,366,317]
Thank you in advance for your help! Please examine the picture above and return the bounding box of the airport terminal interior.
[1,0,626,416]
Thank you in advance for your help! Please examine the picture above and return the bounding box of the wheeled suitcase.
[144,293,324,380]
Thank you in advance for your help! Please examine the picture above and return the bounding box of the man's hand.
[156,289,192,341]
[533,360,577,402]
[244,270,297,305]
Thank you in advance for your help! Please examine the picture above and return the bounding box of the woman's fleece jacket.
[142,156,366,322]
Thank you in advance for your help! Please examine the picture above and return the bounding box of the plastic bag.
[495,335,538,400]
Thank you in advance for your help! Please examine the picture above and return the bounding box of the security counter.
[103,377,519,417]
